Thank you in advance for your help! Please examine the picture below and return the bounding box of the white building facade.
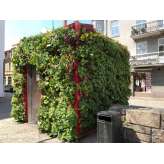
[0,20,5,97]
[92,20,136,56]
[93,20,164,98]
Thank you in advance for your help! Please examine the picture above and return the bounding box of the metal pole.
[64,20,67,27]
[52,20,54,30]
[106,20,108,36]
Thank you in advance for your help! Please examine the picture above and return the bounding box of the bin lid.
[97,110,120,117]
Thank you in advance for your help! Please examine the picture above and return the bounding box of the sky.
[5,20,91,50]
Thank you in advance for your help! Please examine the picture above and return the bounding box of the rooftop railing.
[131,20,164,37]
[130,51,164,66]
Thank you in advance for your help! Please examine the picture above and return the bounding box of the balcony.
[130,51,164,67]
[131,20,164,40]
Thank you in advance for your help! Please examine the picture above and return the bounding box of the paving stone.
[124,123,151,135]
[152,129,164,143]
[0,118,61,143]
[126,109,160,128]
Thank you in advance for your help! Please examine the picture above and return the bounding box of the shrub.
[11,69,25,122]
[11,27,131,141]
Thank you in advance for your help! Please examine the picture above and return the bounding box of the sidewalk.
[0,94,61,143]
[129,96,164,109]
[0,118,97,143]
[79,132,97,143]
[0,94,96,143]
[0,118,61,143]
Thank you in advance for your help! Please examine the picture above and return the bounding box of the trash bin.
[97,110,123,143]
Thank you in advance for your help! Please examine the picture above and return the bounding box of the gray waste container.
[97,110,123,143]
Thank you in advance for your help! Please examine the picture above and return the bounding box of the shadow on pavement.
[79,132,97,143]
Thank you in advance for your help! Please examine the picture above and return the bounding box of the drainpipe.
[23,65,28,122]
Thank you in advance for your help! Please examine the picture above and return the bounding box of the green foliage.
[11,27,131,141]
[11,69,25,122]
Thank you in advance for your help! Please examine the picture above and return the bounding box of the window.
[8,77,12,85]
[96,20,104,33]
[4,77,6,86]
[111,20,120,37]
[158,20,164,28]
[5,63,9,72]
[9,62,11,71]
[5,53,7,58]
[136,20,146,29]
[158,38,164,52]
[136,41,147,55]
[136,20,146,25]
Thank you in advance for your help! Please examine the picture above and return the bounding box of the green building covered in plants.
[11,22,131,141]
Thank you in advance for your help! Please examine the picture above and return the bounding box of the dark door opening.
[134,72,152,93]
[27,65,41,124]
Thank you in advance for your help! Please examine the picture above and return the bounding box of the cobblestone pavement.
[2,94,164,143]
[0,118,61,143]
[0,95,96,143]
[129,96,164,109]
[0,117,97,143]
[0,94,61,143]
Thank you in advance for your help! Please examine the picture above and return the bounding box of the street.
[0,94,11,120]
[0,94,61,143]
[0,94,94,143]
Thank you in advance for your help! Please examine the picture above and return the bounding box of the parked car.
[4,85,13,92]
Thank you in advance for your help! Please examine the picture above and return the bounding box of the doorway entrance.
[134,72,152,96]
[27,65,41,124]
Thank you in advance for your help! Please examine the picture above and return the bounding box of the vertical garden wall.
[11,23,131,141]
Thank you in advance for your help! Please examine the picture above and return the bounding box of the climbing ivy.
[11,68,25,122]
[11,27,131,141]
